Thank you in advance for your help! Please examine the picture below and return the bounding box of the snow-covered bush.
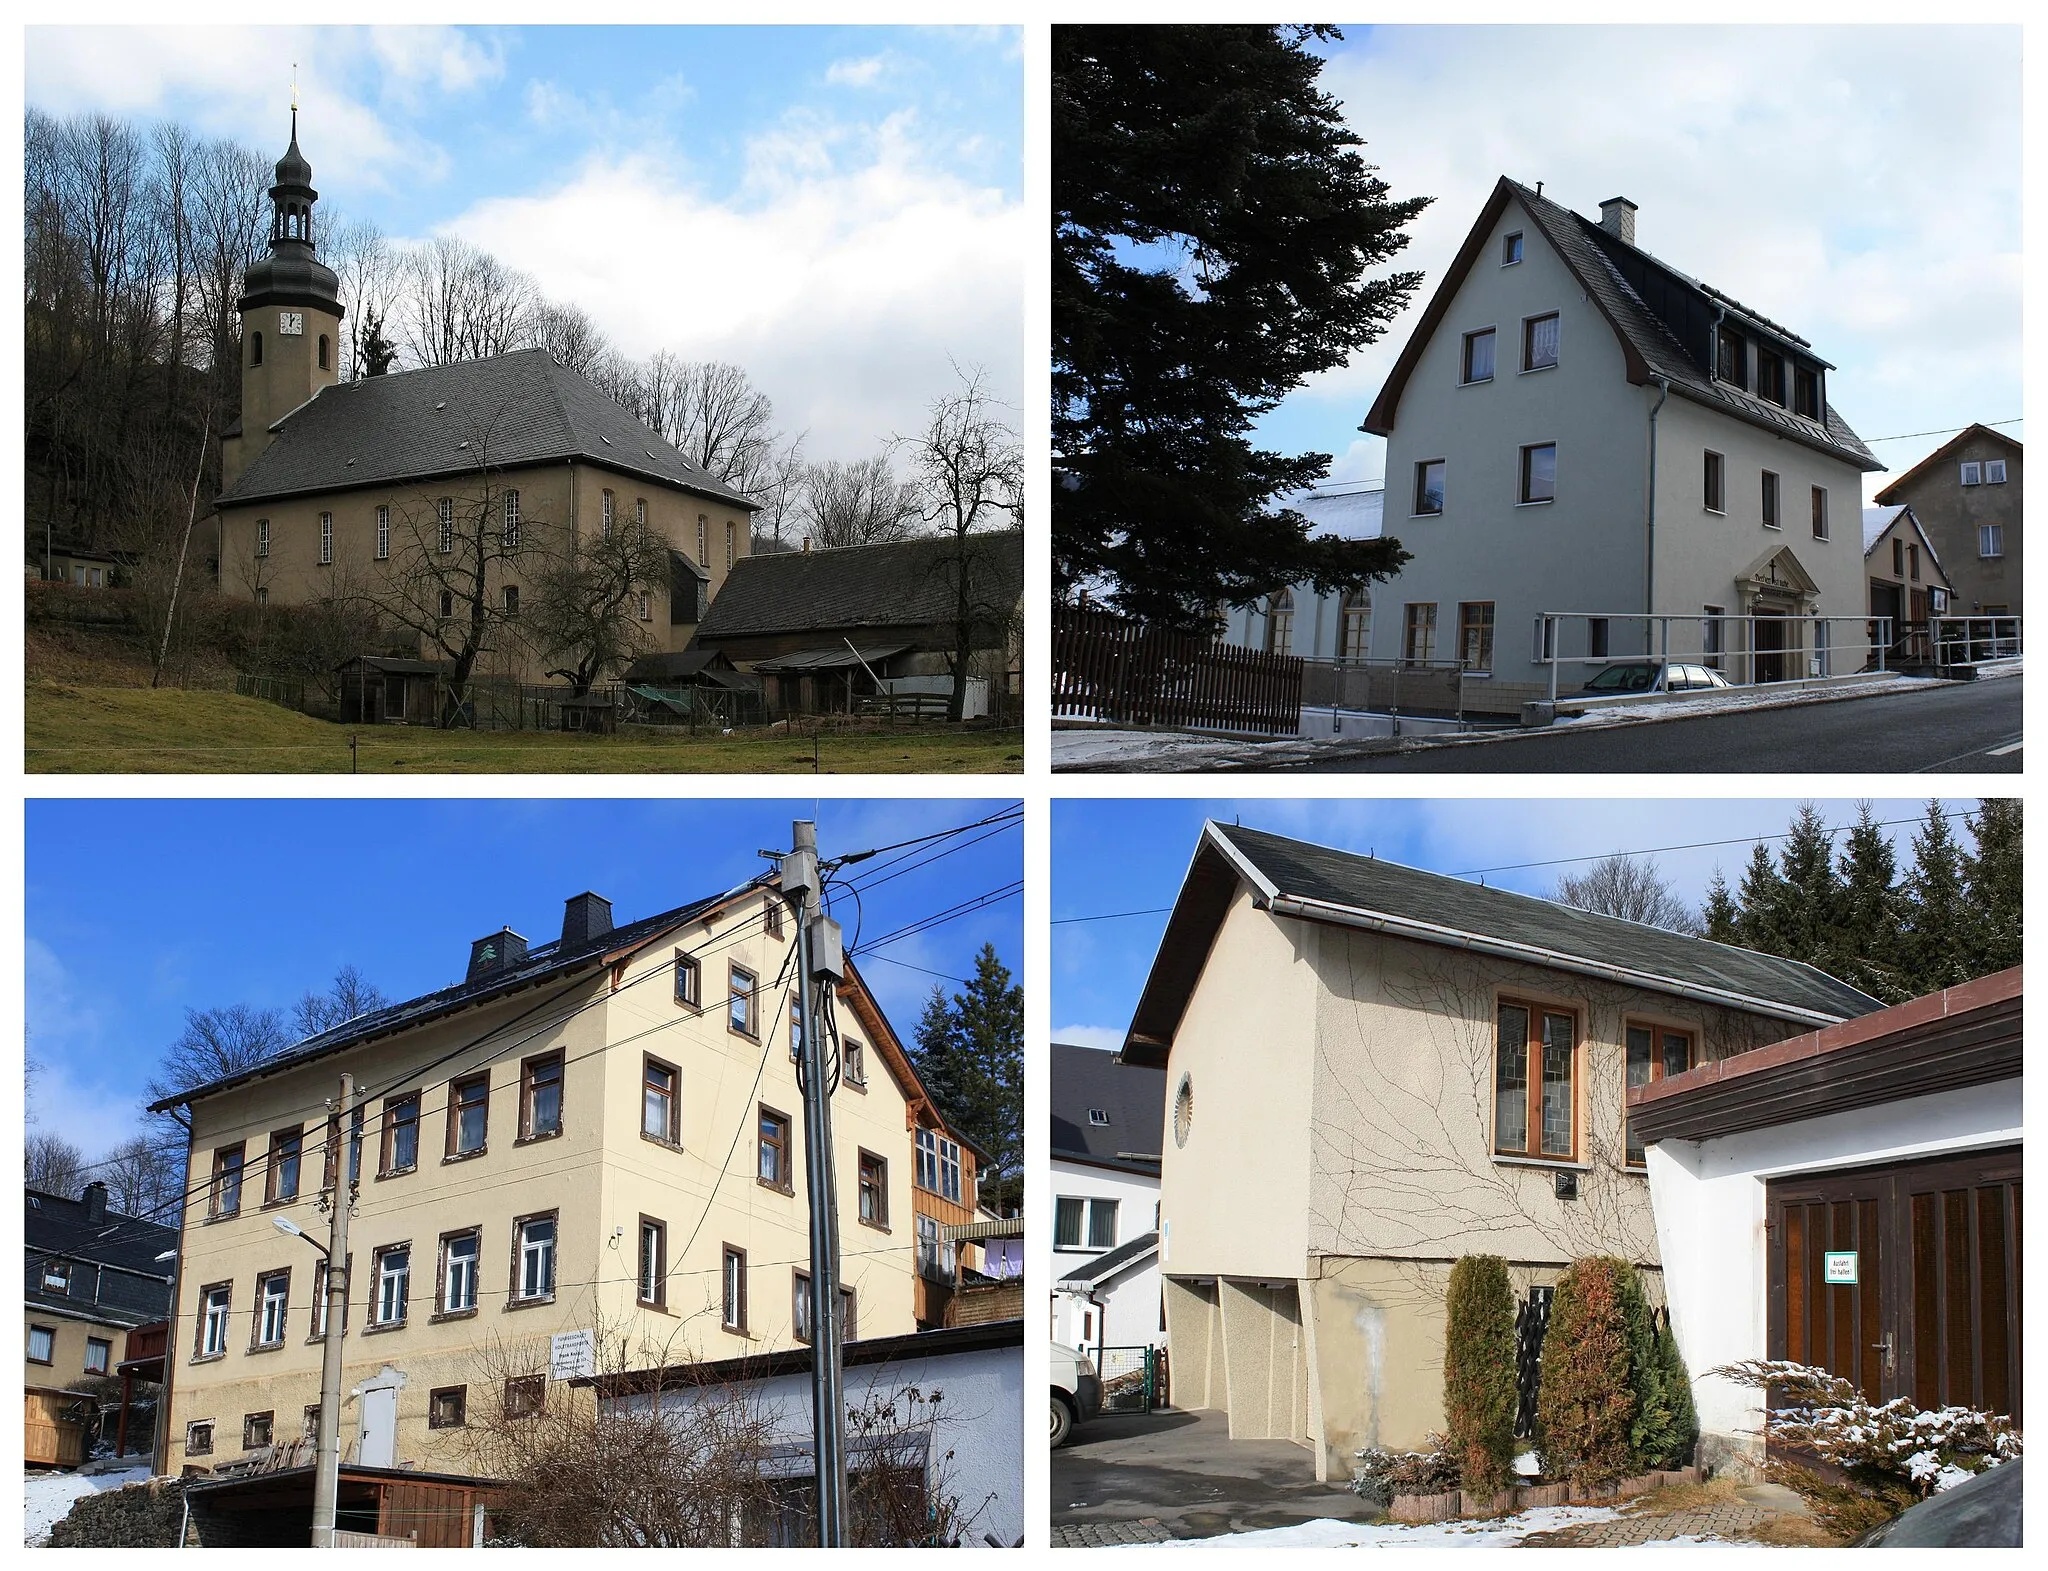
[1351,1436,1461,1508]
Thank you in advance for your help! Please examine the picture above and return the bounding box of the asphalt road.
[1281,676,2023,774]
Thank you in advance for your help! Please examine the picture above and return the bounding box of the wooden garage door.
[1767,1147,2021,1421]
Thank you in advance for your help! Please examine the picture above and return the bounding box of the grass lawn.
[26,682,1024,774]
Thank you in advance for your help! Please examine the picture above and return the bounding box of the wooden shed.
[181,1462,502,1548]
[25,1385,89,1468]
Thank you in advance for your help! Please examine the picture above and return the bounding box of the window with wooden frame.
[764,894,785,941]
[794,1269,815,1343]
[1493,1000,1578,1161]
[447,1073,489,1158]
[1762,470,1781,530]
[643,1056,680,1145]
[638,1216,667,1308]
[512,1212,558,1304]
[197,1283,232,1358]
[439,1229,481,1315]
[520,1052,563,1140]
[244,1411,274,1450]
[1624,1022,1696,1167]
[1715,326,1746,388]
[85,1337,111,1375]
[503,1375,545,1420]
[382,1093,420,1176]
[729,964,758,1037]
[371,1245,411,1327]
[758,1106,793,1192]
[1811,486,1829,541]
[266,1126,303,1204]
[211,1143,245,1218]
[27,1324,54,1364]
[843,1034,867,1087]
[41,1260,71,1293]
[673,949,701,1009]
[1523,312,1559,371]
[1457,602,1494,673]
[1264,588,1294,655]
[1402,602,1438,665]
[1793,366,1821,419]
[915,1127,963,1203]
[1460,328,1495,384]
[428,1386,467,1429]
[721,1245,749,1333]
[1907,543,1919,581]
[1703,450,1725,513]
[254,1269,291,1348]
[1339,589,1370,662]
[857,1150,888,1228]
[186,1421,214,1456]
[1757,349,1787,406]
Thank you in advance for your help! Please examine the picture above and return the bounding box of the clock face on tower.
[279,310,304,336]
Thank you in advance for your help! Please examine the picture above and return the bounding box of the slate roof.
[692,530,1025,642]
[218,348,755,510]
[1055,1230,1159,1290]
[1124,823,1883,1064]
[1050,1041,1165,1176]
[24,1188,178,1327]
[148,882,764,1112]
[1366,178,1881,472]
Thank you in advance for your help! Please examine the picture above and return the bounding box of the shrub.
[1651,1318,1699,1469]
[1535,1257,1636,1487]
[1351,1436,1461,1508]
[1442,1254,1519,1496]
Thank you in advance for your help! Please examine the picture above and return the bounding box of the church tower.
[222,106,344,491]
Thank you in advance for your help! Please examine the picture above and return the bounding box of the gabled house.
[1125,822,1880,1480]
[687,531,1024,719]
[1861,504,1953,660]
[1873,424,2022,619]
[24,1182,177,1467]
[1049,1042,1166,1359]
[147,883,931,1479]
[1359,178,1883,709]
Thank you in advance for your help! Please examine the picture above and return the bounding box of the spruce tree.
[907,946,1024,1199]
[1964,799,2022,976]
[1835,801,1909,1003]
[1443,1255,1519,1498]
[1732,843,1790,953]
[1700,872,1740,944]
[1774,803,1845,974]
[1901,801,1974,994]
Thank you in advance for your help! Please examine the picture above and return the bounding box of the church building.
[214,114,757,683]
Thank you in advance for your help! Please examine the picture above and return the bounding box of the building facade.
[1049,1042,1164,1357]
[1125,823,1879,1480]
[1872,424,2023,620]
[1860,504,1953,656]
[153,885,927,1477]
[1357,179,1882,709]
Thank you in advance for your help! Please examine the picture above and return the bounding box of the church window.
[503,585,520,618]
[635,498,647,529]
[376,506,390,560]
[601,491,615,539]
[318,512,333,565]
[439,589,454,619]
[438,499,454,554]
[697,515,707,564]
[638,592,653,622]
[726,521,736,570]
[256,587,268,607]
[256,519,270,558]
[504,491,521,548]
[318,334,329,371]
[250,331,263,368]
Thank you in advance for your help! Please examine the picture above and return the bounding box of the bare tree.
[525,517,675,695]
[749,432,808,554]
[1553,855,1701,935]
[325,214,397,380]
[27,1129,88,1195]
[293,964,391,1038]
[97,1135,186,1217]
[398,234,536,367]
[800,455,919,548]
[525,299,611,377]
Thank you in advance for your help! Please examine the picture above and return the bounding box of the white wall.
[1051,1156,1162,1351]
[637,1340,1023,1546]
[1646,1079,2022,1465]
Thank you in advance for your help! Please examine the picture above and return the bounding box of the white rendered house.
[1049,1042,1166,1357]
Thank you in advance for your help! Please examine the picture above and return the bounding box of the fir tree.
[1732,842,1790,953]
[1901,801,1974,994]
[908,944,1024,1201]
[1964,799,2022,976]
[1774,803,1845,975]
[1835,801,1909,1004]
[1700,871,1740,944]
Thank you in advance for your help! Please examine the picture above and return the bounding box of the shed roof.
[693,530,1024,643]
[1055,1229,1159,1292]
[1049,1042,1165,1176]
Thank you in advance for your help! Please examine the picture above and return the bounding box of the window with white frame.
[638,1217,666,1307]
[504,489,521,546]
[1979,523,2005,559]
[200,1284,232,1357]
[318,512,332,564]
[1054,1196,1119,1249]
[256,1270,290,1346]
[376,505,390,560]
[438,498,454,554]
[601,491,615,539]
[1960,461,1983,486]
[373,1246,410,1326]
[515,1214,557,1302]
[915,1128,963,1203]
[1986,458,2008,484]
[442,1230,480,1313]
[256,518,270,557]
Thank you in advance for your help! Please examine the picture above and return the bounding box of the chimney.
[467,927,529,980]
[82,1181,107,1225]
[561,892,615,948]
[1599,196,1637,247]
[802,537,812,553]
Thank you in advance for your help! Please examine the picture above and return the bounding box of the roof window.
[1088,1109,1110,1126]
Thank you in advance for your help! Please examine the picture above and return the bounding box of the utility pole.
[311,1074,355,1548]
[783,821,848,1546]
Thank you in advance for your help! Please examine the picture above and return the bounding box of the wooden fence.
[1052,605,1303,736]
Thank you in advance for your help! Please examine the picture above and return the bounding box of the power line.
[1858,417,2022,445]
[1052,906,1174,926]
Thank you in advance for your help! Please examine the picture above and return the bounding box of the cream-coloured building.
[151,882,931,1478]
[1122,823,1881,1481]
[213,117,756,686]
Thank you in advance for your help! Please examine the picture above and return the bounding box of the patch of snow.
[1513,1450,1540,1477]
[1052,728,1322,771]
[1144,1505,1622,1548]
[24,1464,153,1545]
[1551,672,1942,728]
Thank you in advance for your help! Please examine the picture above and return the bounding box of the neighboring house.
[584,1318,1025,1546]
[1861,504,1953,658]
[1049,1042,1165,1358]
[1359,178,1882,710]
[1220,487,1384,661]
[1873,424,2023,619]
[1633,967,2022,1476]
[1124,822,1881,1480]
[213,115,757,678]
[909,1106,987,1331]
[27,540,128,588]
[24,1181,177,1467]
[149,883,932,1478]
[686,531,1025,719]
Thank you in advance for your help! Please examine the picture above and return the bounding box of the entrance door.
[1752,611,1787,684]
[1767,1147,2022,1420]
[358,1384,398,1468]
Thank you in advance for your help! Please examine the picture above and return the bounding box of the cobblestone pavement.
[1520,1501,1774,1547]
[1055,1518,1176,1547]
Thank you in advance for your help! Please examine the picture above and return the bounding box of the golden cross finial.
[291,63,299,137]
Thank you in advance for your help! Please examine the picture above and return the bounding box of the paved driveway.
[1052,1407,1374,1543]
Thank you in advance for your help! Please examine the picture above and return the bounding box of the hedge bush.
[1535,1257,1636,1487]
[1442,1254,1519,1496]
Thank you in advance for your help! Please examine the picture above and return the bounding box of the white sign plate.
[549,1328,596,1381]
[1823,1251,1858,1285]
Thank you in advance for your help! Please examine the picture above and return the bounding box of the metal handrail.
[1532,611,1907,701]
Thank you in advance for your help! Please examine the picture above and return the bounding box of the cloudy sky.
[27,798,1021,1164]
[25,24,1024,465]
[1255,24,2021,505]
[1052,797,1983,1051]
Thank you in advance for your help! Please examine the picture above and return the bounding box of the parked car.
[1850,1460,2021,1547]
[1576,660,1732,697]
[1050,1341,1102,1448]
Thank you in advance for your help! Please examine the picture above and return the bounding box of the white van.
[1050,1341,1102,1448]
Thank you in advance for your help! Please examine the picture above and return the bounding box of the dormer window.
[1756,350,1786,406]
[1793,367,1821,420]
[1715,327,1746,389]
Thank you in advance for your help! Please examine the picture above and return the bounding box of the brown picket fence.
[1052,605,1303,735]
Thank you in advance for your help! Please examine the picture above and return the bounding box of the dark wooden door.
[1753,612,1787,683]
[1767,1147,2021,1420]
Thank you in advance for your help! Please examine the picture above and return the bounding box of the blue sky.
[1052,797,1983,1051]
[27,797,1021,1159]
[1248,25,2021,506]
[26,24,1024,463]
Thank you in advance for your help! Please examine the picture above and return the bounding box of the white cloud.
[448,113,1024,462]
[1050,1024,1124,1053]
[27,939,144,1158]
[826,55,887,88]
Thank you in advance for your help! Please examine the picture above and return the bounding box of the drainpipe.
[1645,374,1670,643]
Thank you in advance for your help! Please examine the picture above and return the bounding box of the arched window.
[1340,588,1371,662]
[317,334,329,371]
[1265,588,1295,656]
[250,330,263,368]
[601,491,615,539]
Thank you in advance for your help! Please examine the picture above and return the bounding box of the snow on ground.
[1146,1505,1622,1548]
[1052,727,1323,770]
[1550,671,1947,728]
[25,1465,153,1546]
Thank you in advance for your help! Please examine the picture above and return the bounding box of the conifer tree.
[1443,1255,1519,1497]
[1835,801,1909,1004]
[1732,843,1789,952]
[1700,872,1740,945]
[908,944,1025,1200]
[1774,803,1845,974]
[1901,801,1974,995]
[1964,799,2022,976]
